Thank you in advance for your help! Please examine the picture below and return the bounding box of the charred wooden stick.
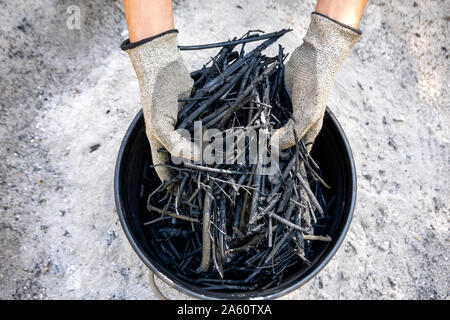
[268,217,273,247]
[178,29,292,51]
[179,66,251,129]
[248,165,261,228]
[175,174,189,215]
[143,216,171,226]
[211,201,224,278]
[239,173,253,233]
[184,163,247,175]
[268,212,308,233]
[218,197,227,259]
[266,154,296,202]
[199,187,213,272]
[200,34,288,94]
[186,186,202,204]
[296,171,324,217]
[302,234,332,241]
[216,62,279,128]
[226,233,265,255]
[147,205,199,223]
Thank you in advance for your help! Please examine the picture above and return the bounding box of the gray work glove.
[121,30,200,182]
[270,13,361,151]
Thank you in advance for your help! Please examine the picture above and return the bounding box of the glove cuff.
[120,29,179,51]
[305,12,361,60]
[121,29,183,89]
[311,12,361,36]
[121,29,181,69]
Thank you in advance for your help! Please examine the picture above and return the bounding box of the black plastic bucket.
[114,108,357,299]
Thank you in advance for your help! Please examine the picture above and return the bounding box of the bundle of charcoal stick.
[143,29,335,292]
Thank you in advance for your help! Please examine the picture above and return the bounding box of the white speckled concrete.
[0,0,448,299]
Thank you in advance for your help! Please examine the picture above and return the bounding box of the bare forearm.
[315,0,367,28]
[123,0,174,42]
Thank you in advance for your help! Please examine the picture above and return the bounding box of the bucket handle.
[149,270,170,300]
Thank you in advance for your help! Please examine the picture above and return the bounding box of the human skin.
[123,0,367,43]
[123,0,175,42]
[315,0,367,28]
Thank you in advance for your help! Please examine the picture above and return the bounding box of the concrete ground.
[0,0,448,299]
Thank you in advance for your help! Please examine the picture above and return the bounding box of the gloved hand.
[270,13,360,151]
[121,30,200,182]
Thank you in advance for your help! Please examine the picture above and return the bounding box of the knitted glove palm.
[122,30,200,182]
[271,13,361,151]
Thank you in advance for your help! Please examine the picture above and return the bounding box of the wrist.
[129,24,175,43]
[315,0,366,28]
[312,12,361,35]
[123,0,175,43]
